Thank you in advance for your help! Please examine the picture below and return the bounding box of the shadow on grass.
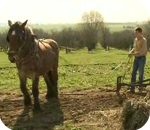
[13,99,64,130]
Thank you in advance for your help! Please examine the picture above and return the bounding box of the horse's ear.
[8,20,12,27]
[21,20,28,28]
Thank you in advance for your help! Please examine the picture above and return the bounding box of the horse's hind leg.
[43,73,53,100]
[19,74,31,107]
[49,68,58,98]
[44,69,58,99]
[32,76,41,111]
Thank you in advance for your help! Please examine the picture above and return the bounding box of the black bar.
[132,78,150,84]
[121,83,150,87]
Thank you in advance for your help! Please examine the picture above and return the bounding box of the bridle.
[7,29,27,55]
[7,41,26,55]
[7,30,39,64]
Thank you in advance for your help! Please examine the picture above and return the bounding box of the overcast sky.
[0,0,150,24]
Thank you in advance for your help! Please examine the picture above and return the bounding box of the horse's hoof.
[33,106,42,112]
[46,94,58,100]
[33,104,42,112]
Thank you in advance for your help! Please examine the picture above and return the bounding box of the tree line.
[0,11,150,52]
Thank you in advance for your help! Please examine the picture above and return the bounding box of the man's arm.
[129,48,135,54]
[129,49,138,56]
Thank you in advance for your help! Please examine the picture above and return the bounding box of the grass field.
[0,48,136,90]
[0,48,150,130]
[1,48,150,90]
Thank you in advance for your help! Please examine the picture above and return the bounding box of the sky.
[0,0,150,24]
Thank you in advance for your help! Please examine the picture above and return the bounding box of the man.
[129,27,147,93]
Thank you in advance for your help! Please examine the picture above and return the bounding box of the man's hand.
[128,52,133,57]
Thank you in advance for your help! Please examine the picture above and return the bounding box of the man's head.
[134,27,143,39]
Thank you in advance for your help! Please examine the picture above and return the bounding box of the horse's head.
[6,20,28,63]
[6,20,36,63]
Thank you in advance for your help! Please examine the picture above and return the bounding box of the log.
[121,93,150,130]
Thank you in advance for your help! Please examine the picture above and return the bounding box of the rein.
[20,39,40,65]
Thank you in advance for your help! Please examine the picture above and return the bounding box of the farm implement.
[116,76,150,97]
[115,56,149,97]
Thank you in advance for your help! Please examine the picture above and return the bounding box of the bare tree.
[79,11,104,52]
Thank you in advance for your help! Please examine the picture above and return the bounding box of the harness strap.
[18,41,26,54]
[20,41,39,65]
[8,38,56,65]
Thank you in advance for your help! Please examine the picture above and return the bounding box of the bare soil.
[0,88,147,130]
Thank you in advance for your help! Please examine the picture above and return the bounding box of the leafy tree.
[142,21,150,51]
[100,27,110,50]
[110,30,134,50]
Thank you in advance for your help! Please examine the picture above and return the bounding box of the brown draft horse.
[6,20,59,111]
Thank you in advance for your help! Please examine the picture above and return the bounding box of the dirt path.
[0,88,146,130]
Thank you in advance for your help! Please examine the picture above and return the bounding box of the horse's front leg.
[32,76,41,111]
[19,74,31,107]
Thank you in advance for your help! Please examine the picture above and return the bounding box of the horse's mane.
[24,26,36,42]
[14,21,22,26]
[25,26,34,35]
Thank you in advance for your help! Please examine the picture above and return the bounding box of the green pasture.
[1,48,150,91]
